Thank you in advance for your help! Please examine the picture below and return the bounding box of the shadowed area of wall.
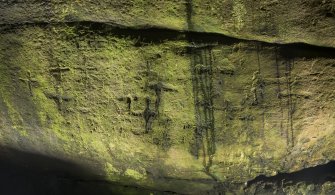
[0,146,174,195]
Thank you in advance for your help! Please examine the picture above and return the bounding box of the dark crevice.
[275,47,285,141]
[1,21,335,53]
[189,45,216,182]
[256,44,266,138]
[246,161,335,188]
[186,0,194,31]
[285,58,294,147]
[186,1,217,182]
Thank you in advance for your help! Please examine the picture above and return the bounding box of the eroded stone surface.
[1,0,335,47]
[0,1,335,194]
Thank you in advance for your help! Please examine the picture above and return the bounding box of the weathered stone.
[0,1,334,194]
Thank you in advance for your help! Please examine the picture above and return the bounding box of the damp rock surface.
[0,1,335,194]
[1,0,335,47]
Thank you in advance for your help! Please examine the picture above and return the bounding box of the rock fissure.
[1,21,335,50]
[245,161,335,194]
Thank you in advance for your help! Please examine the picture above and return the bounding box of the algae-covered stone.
[1,0,335,47]
[0,1,335,194]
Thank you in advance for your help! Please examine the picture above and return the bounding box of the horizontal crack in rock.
[1,21,335,50]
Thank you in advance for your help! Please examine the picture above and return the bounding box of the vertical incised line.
[286,59,294,147]
[275,47,286,144]
[257,44,265,138]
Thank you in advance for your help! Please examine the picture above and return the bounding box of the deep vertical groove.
[257,44,265,138]
[257,44,261,73]
[285,60,290,147]
[191,51,201,158]
[208,49,216,159]
[285,59,294,147]
[291,59,295,147]
[186,0,194,31]
[190,46,216,181]
[290,59,294,147]
[275,47,286,144]
[185,0,216,181]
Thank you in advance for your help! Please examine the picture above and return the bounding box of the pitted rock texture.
[0,1,335,194]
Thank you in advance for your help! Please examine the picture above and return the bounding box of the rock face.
[0,1,334,194]
[1,0,335,47]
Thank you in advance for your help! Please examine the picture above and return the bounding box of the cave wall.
[0,1,335,194]
[1,0,335,47]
